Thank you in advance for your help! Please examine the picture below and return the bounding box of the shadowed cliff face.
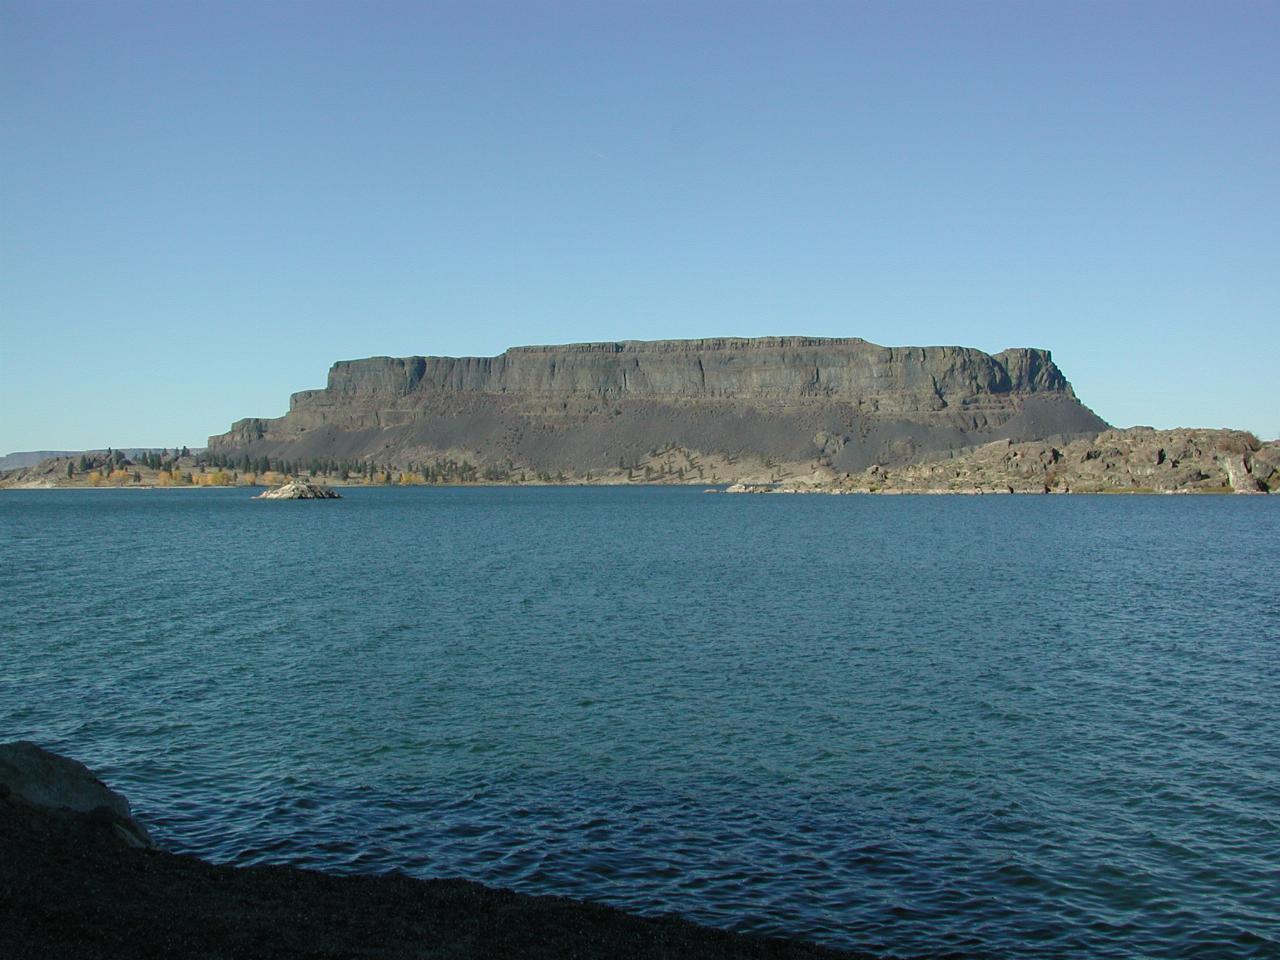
[209,338,1107,475]
[302,339,1067,402]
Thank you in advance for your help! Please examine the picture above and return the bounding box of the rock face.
[754,428,1279,494]
[209,337,1107,475]
[0,741,155,849]
[253,480,341,499]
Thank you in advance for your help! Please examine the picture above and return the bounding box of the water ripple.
[1,487,1277,959]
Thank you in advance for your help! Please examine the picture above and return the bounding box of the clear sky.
[3,0,1277,452]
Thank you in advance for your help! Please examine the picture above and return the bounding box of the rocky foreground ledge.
[0,743,868,960]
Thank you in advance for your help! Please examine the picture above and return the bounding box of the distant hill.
[0,451,80,470]
[208,336,1108,480]
[0,448,205,472]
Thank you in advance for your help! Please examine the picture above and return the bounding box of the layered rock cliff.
[208,337,1108,476]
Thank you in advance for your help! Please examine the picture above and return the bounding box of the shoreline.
[0,741,872,960]
[714,483,1252,496]
[2,793,870,960]
[4,428,1276,495]
[2,480,1268,495]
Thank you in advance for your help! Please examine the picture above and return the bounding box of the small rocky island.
[0,742,858,960]
[253,480,341,500]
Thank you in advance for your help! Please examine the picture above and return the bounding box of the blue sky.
[3,0,1277,451]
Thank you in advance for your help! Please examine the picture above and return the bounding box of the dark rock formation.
[209,337,1107,477]
[253,480,341,500]
[1,746,865,960]
[0,741,154,849]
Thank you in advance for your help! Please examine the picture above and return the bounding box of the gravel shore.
[1,797,874,960]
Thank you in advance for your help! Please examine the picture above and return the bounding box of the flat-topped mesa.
[210,337,1107,476]
[303,339,1075,403]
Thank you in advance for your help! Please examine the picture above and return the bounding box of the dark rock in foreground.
[0,744,871,960]
[253,480,341,500]
[0,741,154,849]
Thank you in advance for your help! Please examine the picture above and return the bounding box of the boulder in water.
[0,741,155,848]
[254,480,341,500]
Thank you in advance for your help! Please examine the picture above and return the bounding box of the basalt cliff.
[208,337,1106,479]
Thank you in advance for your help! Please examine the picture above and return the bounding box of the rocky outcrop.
[0,451,79,471]
[743,429,1278,494]
[253,480,341,500]
[1,748,862,959]
[0,741,154,849]
[209,337,1107,476]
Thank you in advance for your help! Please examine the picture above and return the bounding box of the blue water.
[2,487,1277,958]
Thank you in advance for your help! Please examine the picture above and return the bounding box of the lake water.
[2,487,1277,958]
